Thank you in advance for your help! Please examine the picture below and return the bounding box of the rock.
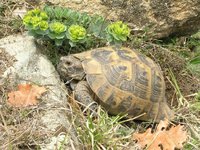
[41,0,118,20]
[47,0,83,4]
[101,0,200,38]
[0,34,80,149]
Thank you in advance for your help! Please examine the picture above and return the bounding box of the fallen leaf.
[133,119,188,150]
[7,84,46,107]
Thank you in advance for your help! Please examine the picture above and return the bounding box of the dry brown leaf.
[133,119,188,150]
[7,84,47,107]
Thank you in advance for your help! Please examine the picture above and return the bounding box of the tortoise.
[57,46,174,122]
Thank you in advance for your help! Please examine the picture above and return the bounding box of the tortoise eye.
[65,61,72,66]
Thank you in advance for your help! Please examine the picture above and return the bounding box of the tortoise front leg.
[74,81,98,114]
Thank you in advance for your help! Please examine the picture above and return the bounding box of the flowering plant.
[23,9,49,35]
[47,22,67,45]
[106,21,130,45]
[23,7,130,48]
[66,25,86,46]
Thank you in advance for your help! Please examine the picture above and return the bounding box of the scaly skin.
[74,81,98,113]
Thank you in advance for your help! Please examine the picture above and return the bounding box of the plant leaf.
[7,84,47,107]
[189,56,200,64]
[132,119,188,150]
[55,39,64,46]
[88,15,109,38]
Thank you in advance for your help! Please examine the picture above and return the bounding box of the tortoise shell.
[73,47,174,121]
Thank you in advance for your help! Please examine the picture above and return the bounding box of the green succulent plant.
[30,16,42,28]
[40,11,48,20]
[23,6,130,48]
[106,21,130,45]
[23,9,48,26]
[66,25,87,46]
[38,21,49,31]
[27,8,41,16]
[23,8,49,36]
[23,15,32,26]
[49,22,66,35]
[48,22,67,46]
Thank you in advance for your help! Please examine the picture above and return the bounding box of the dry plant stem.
[0,60,7,68]
[170,92,176,106]
[146,42,187,63]
[145,132,160,150]
[70,139,76,150]
[98,143,106,150]
[82,101,97,113]
[185,93,198,98]
[187,141,199,149]
[3,130,27,148]
[119,113,147,124]
[0,122,33,149]
[167,70,189,107]
[188,125,200,141]
[0,109,10,135]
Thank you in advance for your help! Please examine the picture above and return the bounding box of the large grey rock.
[0,34,80,149]
[102,0,200,38]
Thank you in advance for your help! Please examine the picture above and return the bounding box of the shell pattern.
[74,47,174,121]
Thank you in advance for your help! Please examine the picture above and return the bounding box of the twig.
[0,109,10,136]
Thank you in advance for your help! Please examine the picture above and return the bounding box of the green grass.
[168,69,189,107]
[190,91,200,111]
[169,77,200,150]
[187,62,200,78]
[162,62,200,149]
[76,106,134,150]
[184,137,199,149]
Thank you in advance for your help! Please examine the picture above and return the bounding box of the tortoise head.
[57,55,85,80]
